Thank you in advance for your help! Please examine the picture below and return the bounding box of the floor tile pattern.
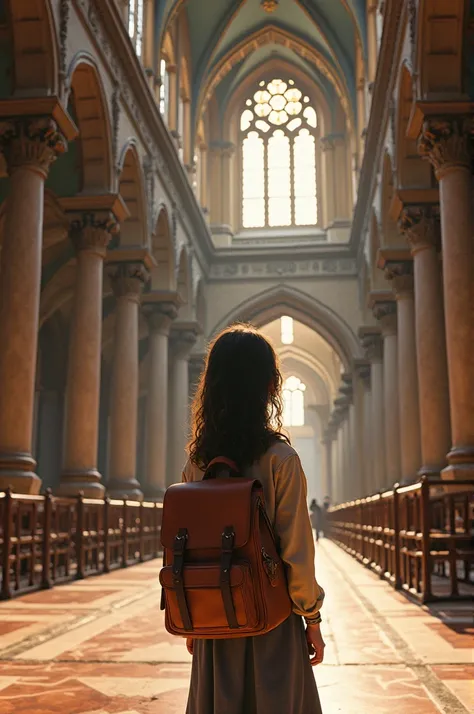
[0,543,472,714]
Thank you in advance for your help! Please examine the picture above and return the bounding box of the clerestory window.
[128,0,144,57]
[241,78,318,229]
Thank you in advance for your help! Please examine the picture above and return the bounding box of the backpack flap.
[161,478,262,551]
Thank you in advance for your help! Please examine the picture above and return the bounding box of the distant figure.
[309,499,322,541]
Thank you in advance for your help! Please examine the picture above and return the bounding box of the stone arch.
[67,56,114,192]
[8,0,58,95]
[380,151,399,246]
[210,285,360,369]
[117,142,148,247]
[197,25,354,134]
[176,245,192,315]
[150,204,176,290]
[396,63,431,189]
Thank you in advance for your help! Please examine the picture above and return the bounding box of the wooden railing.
[327,477,473,603]
[0,489,163,599]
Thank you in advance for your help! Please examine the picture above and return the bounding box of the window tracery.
[283,375,306,427]
[241,78,318,229]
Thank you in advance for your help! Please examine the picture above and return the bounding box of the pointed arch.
[150,204,176,291]
[67,56,114,192]
[210,285,360,369]
[117,142,148,247]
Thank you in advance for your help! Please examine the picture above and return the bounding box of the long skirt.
[186,614,323,714]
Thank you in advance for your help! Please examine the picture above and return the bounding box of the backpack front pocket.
[160,562,259,635]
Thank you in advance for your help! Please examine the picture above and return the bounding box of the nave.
[0,540,471,714]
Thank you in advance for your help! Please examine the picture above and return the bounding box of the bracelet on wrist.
[305,614,322,625]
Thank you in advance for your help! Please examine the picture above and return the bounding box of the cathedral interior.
[0,1,472,712]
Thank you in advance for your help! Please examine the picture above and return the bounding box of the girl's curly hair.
[188,324,289,470]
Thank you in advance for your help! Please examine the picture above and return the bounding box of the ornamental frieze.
[209,258,356,280]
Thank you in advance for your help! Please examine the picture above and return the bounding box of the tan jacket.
[182,440,325,620]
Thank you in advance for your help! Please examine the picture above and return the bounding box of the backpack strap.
[203,457,239,480]
[172,528,192,631]
[220,526,239,629]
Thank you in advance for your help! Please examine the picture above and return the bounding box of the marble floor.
[0,540,472,714]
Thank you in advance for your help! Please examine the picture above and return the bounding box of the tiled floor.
[0,541,472,714]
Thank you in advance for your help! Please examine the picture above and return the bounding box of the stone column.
[107,264,148,500]
[168,326,198,484]
[60,215,116,497]
[321,137,336,228]
[323,434,333,502]
[143,300,177,499]
[386,262,422,483]
[360,329,385,492]
[221,142,235,232]
[419,119,474,479]
[361,364,373,495]
[353,361,370,498]
[373,300,401,488]
[400,206,451,475]
[0,119,66,494]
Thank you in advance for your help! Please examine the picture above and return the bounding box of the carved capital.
[108,263,149,302]
[361,332,383,363]
[418,118,474,179]
[399,205,440,254]
[143,301,178,336]
[354,361,371,388]
[70,213,118,257]
[170,327,198,360]
[0,118,67,177]
[385,261,414,299]
[320,136,335,152]
[372,300,397,336]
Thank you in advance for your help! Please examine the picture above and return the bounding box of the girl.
[183,324,325,714]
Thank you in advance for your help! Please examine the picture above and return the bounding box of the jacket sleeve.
[273,454,325,619]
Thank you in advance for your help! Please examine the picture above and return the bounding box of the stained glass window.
[283,376,306,427]
[241,78,318,228]
[128,0,144,57]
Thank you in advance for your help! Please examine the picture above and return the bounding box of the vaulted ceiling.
[158,0,367,124]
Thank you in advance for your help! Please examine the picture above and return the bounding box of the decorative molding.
[142,154,155,234]
[399,205,440,254]
[111,83,121,168]
[59,0,71,81]
[209,258,357,280]
[418,118,474,178]
[0,118,67,176]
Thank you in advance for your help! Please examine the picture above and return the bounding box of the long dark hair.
[188,324,289,470]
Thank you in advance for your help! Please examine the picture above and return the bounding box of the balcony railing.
[0,489,163,599]
[327,477,473,603]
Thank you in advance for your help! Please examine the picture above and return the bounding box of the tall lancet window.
[128,0,144,57]
[282,376,306,427]
[241,78,318,229]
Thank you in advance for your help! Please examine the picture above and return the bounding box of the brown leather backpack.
[159,457,292,639]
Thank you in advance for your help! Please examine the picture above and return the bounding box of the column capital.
[353,359,371,388]
[143,299,179,336]
[372,300,398,336]
[399,205,440,255]
[0,117,67,177]
[108,262,149,302]
[358,327,383,363]
[170,322,199,360]
[418,117,474,179]
[385,261,414,300]
[70,213,119,258]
